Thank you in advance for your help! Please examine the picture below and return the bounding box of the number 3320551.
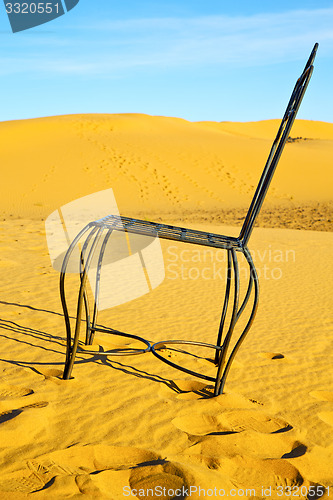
[5,3,60,14]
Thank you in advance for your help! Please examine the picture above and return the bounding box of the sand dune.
[1,114,332,229]
[0,114,332,498]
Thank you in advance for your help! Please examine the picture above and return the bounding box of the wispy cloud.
[1,8,333,76]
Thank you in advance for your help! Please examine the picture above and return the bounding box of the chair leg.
[215,249,232,365]
[83,290,91,345]
[87,228,113,346]
[214,247,259,396]
[60,223,93,379]
[214,249,240,395]
[81,225,109,345]
[63,226,104,380]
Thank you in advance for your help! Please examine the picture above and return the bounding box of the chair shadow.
[0,300,64,318]
[0,300,212,396]
[69,349,182,392]
[80,348,213,397]
[0,300,68,371]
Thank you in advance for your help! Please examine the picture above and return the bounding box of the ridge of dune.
[1,113,332,232]
[197,118,333,141]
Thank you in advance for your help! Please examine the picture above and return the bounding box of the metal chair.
[60,44,318,396]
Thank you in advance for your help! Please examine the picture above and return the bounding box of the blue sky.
[0,0,332,123]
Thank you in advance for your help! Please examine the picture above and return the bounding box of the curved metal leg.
[214,247,259,396]
[77,225,108,346]
[87,228,113,346]
[215,249,253,365]
[151,247,259,395]
[214,249,232,365]
[151,339,220,382]
[236,266,253,321]
[63,226,104,380]
[79,229,94,347]
[60,223,94,378]
[214,249,240,394]
[83,290,91,346]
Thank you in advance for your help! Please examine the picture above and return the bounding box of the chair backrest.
[239,43,318,247]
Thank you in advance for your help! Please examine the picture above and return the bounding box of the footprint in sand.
[159,379,266,405]
[155,346,182,360]
[178,439,316,493]
[76,461,189,499]
[0,461,59,494]
[158,379,213,400]
[184,433,307,462]
[260,352,285,360]
[215,392,264,408]
[309,391,333,426]
[210,455,307,490]
[197,356,243,369]
[173,409,291,436]
[0,401,48,425]
[0,445,190,497]
[310,390,333,402]
[39,368,64,378]
[34,368,69,385]
[0,475,46,494]
[318,412,333,427]
[0,383,33,400]
[129,462,189,500]
[221,410,292,434]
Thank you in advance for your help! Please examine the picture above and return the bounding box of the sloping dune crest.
[1,114,332,229]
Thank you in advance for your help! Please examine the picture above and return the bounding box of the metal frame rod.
[214,247,259,395]
[79,328,151,356]
[214,249,232,364]
[78,229,96,346]
[240,67,313,246]
[63,226,104,380]
[239,44,317,247]
[236,268,253,321]
[83,290,90,346]
[60,223,94,372]
[79,225,100,345]
[87,228,113,346]
[151,340,223,382]
[214,249,240,393]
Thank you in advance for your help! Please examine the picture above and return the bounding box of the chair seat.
[93,214,242,251]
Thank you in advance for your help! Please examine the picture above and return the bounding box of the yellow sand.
[0,114,332,498]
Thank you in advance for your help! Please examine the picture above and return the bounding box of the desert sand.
[0,114,332,498]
